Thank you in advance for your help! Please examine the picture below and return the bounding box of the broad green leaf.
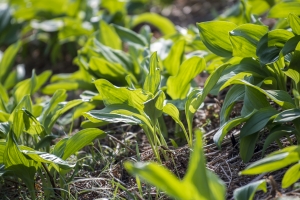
[39,89,67,125]
[89,56,129,84]
[0,83,9,103]
[240,82,270,116]
[4,132,37,170]
[220,85,245,125]
[268,1,300,18]
[143,52,161,94]
[61,128,106,160]
[0,122,9,136]
[13,70,37,103]
[3,67,18,90]
[183,130,212,200]
[143,91,165,126]
[262,126,296,156]
[4,165,36,199]
[83,106,143,125]
[35,70,52,92]
[281,36,300,57]
[240,107,278,138]
[213,112,254,148]
[21,150,75,170]
[185,64,229,138]
[282,163,300,188]
[241,146,300,175]
[0,142,5,163]
[247,0,274,15]
[35,135,58,150]
[206,170,226,200]
[221,78,295,109]
[233,180,267,200]
[22,109,46,137]
[81,120,109,128]
[256,29,294,64]
[0,41,21,84]
[95,79,150,111]
[163,103,190,145]
[240,132,260,163]
[131,13,176,35]
[274,108,300,122]
[284,42,300,84]
[47,99,82,131]
[98,20,122,50]
[288,13,300,35]
[167,56,205,99]
[42,80,94,94]
[197,21,237,57]
[112,24,148,46]
[124,162,189,199]
[229,24,268,58]
[9,95,32,139]
[163,40,185,76]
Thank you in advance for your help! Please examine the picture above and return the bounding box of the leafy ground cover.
[1,0,300,199]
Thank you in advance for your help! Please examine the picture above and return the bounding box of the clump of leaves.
[124,129,226,200]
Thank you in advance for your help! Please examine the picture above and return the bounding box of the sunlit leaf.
[167,56,205,99]
[229,24,268,58]
[197,21,237,57]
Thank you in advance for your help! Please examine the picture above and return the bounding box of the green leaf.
[98,20,122,50]
[221,78,295,109]
[0,41,21,84]
[167,56,205,99]
[240,132,260,163]
[185,63,229,138]
[0,83,9,103]
[220,85,245,125]
[47,99,82,131]
[143,52,161,94]
[112,24,148,46]
[21,149,75,170]
[35,70,52,92]
[163,40,185,76]
[9,95,32,139]
[240,107,278,138]
[183,130,212,200]
[229,24,268,58]
[39,89,67,126]
[163,103,190,145]
[282,163,300,188]
[89,56,129,84]
[288,13,300,35]
[22,109,46,137]
[274,108,300,122]
[124,162,189,199]
[197,21,237,57]
[241,80,270,116]
[95,79,151,111]
[213,112,254,148]
[284,42,300,84]
[233,180,267,200]
[268,1,300,18]
[241,146,300,175]
[83,105,143,125]
[61,128,106,160]
[143,91,165,125]
[256,29,294,64]
[262,126,296,156]
[13,70,37,103]
[131,13,176,35]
